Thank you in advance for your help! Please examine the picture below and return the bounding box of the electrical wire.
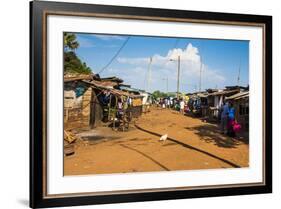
[98,36,131,74]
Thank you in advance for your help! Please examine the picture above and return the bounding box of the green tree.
[64,33,79,51]
[63,32,92,74]
[64,51,92,74]
[152,90,168,99]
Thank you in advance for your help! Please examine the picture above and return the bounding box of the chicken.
[159,134,168,142]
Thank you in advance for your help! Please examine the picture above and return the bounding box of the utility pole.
[199,56,203,92]
[146,57,152,92]
[177,55,180,99]
[169,55,180,99]
[237,59,241,86]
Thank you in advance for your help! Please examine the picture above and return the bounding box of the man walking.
[220,101,229,134]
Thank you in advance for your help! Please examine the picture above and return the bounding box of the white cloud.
[92,35,126,41]
[115,43,225,92]
[103,44,119,48]
[77,36,96,48]
[117,43,201,65]
[117,57,149,65]
[166,43,201,62]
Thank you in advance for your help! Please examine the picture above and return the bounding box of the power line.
[98,36,131,74]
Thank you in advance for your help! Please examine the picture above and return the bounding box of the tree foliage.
[63,32,92,74]
[152,90,168,99]
[64,33,79,51]
[152,90,177,99]
[64,52,92,74]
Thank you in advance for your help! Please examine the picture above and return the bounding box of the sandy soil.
[64,107,249,175]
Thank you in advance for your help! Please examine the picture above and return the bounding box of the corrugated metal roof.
[64,74,93,82]
[100,76,123,83]
[64,75,143,98]
[119,86,145,94]
[208,89,239,96]
[226,91,249,100]
[197,93,209,98]
[82,80,118,89]
[91,80,118,89]
[81,80,142,97]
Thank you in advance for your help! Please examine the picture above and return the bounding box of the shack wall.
[234,98,249,132]
[127,106,142,118]
[64,81,92,130]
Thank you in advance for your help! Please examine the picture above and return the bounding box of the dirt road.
[64,107,249,175]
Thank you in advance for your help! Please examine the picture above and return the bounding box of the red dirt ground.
[64,107,249,175]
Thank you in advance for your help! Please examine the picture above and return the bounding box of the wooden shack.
[86,79,145,121]
[119,86,145,117]
[197,92,209,117]
[127,95,144,117]
[207,88,240,120]
[64,75,103,130]
[64,74,145,130]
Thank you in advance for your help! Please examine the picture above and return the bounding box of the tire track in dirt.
[119,144,170,171]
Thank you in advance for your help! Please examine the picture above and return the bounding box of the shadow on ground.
[80,135,121,145]
[135,124,241,168]
[120,144,170,171]
[185,124,248,149]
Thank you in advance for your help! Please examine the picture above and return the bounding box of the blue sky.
[74,33,249,93]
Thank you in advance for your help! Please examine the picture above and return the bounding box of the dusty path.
[64,108,248,175]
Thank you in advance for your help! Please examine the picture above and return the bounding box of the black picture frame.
[30,0,272,208]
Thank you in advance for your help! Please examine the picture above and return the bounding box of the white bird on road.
[159,134,168,142]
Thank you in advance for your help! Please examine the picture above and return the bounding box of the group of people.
[220,101,241,136]
[157,97,186,115]
[158,98,173,109]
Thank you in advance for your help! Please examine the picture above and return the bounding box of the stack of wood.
[64,130,79,156]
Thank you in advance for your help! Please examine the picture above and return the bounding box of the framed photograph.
[30,0,272,208]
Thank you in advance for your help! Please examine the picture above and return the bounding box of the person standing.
[167,98,170,109]
[180,99,185,115]
[162,98,166,109]
[227,102,236,136]
[220,101,229,134]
